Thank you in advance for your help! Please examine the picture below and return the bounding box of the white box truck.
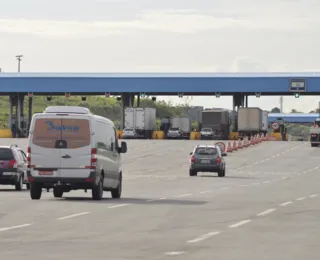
[124,107,156,139]
[168,117,192,139]
[237,107,268,139]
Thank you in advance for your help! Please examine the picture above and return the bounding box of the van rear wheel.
[111,176,122,199]
[92,177,103,200]
[30,184,42,200]
[53,188,63,198]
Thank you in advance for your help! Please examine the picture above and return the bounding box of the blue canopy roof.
[268,113,319,123]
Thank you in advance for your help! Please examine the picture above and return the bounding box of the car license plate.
[2,172,13,176]
[38,170,53,176]
[201,160,210,164]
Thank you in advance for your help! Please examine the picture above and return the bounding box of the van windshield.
[32,118,90,149]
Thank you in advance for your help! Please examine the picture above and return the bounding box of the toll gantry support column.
[232,93,246,132]
[9,94,24,137]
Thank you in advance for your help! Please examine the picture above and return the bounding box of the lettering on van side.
[45,121,80,131]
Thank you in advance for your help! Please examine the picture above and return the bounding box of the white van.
[26,106,127,200]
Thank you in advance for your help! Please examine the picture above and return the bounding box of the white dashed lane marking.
[257,208,276,217]
[108,204,130,209]
[187,231,221,243]
[175,194,192,198]
[228,219,252,228]
[200,190,212,194]
[164,251,186,256]
[58,212,90,220]
[0,223,33,232]
[280,201,293,206]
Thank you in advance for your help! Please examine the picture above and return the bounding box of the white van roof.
[43,106,91,114]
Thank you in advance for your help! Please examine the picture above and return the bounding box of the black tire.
[53,188,63,198]
[92,176,103,200]
[218,169,225,177]
[189,169,197,176]
[15,175,23,191]
[30,184,42,200]
[26,183,30,190]
[111,174,122,199]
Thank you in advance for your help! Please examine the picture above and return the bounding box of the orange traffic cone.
[226,141,233,152]
[233,140,238,151]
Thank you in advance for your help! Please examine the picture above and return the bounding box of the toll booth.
[272,117,287,141]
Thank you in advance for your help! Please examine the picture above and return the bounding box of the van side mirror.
[222,152,227,157]
[118,141,127,153]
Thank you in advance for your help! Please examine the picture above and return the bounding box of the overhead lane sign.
[289,78,306,92]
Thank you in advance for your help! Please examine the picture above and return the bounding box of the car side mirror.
[222,152,227,157]
[118,141,127,153]
[189,152,193,155]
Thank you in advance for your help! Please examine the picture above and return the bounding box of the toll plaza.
[0,72,319,137]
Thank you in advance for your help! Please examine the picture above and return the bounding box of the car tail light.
[190,155,195,163]
[217,156,221,163]
[86,148,97,169]
[8,159,17,169]
[27,146,31,168]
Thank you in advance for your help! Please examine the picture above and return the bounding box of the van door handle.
[62,155,71,159]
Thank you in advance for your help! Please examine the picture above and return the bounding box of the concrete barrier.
[229,132,239,140]
[116,130,123,139]
[190,132,200,140]
[0,129,13,138]
[152,131,165,140]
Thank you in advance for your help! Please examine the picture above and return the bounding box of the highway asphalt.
[0,139,319,260]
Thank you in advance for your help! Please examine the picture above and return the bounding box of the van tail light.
[190,155,195,163]
[27,146,31,168]
[86,148,97,169]
[8,159,17,169]
[217,156,221,163]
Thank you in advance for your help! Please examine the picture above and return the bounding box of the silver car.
[122,128,137,139]
[167,127,182,139]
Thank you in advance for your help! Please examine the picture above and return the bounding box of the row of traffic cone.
[225,133,268,153]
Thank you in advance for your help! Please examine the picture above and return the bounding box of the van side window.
[113,127,119,150]
[108,124,115,151]
[96,121,107,150]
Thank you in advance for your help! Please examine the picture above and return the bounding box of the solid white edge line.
[0,223,33,232]
[108,204,130,209]
[187,231,221,243]
[280,201,293,206]
[257,208,276,216]
[228,219,252,228]
[58,212,90,220]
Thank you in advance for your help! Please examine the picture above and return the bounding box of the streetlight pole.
[16,55,23,72]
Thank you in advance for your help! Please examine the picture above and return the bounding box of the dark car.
[189,144,226,177]
[0,145,29,190]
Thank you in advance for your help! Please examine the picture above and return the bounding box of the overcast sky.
[1,0,320,112]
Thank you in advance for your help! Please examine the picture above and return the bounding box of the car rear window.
[32,118,90,149]
[195,147,217,155]
[0,148,14,160]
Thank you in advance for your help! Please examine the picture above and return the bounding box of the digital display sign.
[289,78,306,92]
